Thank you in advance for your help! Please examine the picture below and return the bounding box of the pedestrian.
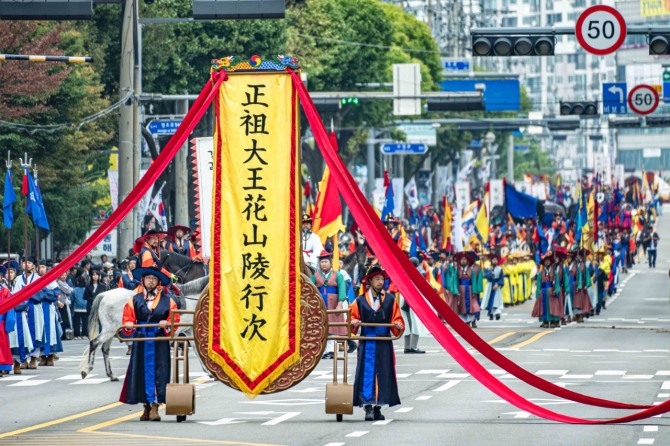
[645,225,660,268]
[301,214,324,274]
[482,252,504,321]
[350,265,404,421]
[455,251,483,328]
[72,276,88,340]
[119,266,180,422]
[83,269,108,331]
[570,249,592,323]
[401,258,426,353]
[310,251,347,360]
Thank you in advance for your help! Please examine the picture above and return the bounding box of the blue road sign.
[664,82,670,101]
[442,59,470,71]
[147,119,183,136]
[381,143,428,155]
[440,79,520,112]
[602,82,627,114]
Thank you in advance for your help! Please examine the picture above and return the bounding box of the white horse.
[79,276,209,381]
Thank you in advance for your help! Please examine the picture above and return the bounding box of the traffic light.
[0,0,92,19]
[649,33,670,55]
[471,33,555,57]
[312,98,341,113]
[426,96,484,112]
[341,97,359,105]
[559,101,598,116]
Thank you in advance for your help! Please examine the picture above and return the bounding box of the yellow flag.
[475,193,489,242]
[210,71,301,396]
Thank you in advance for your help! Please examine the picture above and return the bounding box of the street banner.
[210,71,301,396]
[192,137,214,259]
[148,183,167,230]
[488,179,504,212]
[405,176,420,209]
[454,181,470,210]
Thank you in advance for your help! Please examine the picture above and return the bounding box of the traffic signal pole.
[507,132,514,183]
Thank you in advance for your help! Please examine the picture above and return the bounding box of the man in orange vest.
[167,225,198,260]
[134,230,174,282]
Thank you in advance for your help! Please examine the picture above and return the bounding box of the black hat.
[132,266,171,286]
[384,215,399,225]
[361,265,389,285]
[22,255,37,265]
[302,213,312,223]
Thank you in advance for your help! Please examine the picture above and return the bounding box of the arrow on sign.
[608,85,624,103]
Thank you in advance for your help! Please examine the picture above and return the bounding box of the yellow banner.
[210,72,301,395]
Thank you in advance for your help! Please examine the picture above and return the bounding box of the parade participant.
[594,248,611,315]
[441,250,459,315]
[455,251,483,328]
[309,251,347,360]
[134,230,174,282]
[350,265,404,421]
[6,263,17,289]
[482,252,504,321]
[531,252,562,328]
[119,266,180,422]
[301,213,324,274]
[644,224,660,268]
[167,225,197,259]
[384,215,405,251]
[501,255,514,306]
[621,228,631,272]
[401,258,425,354]
[554,248,572,325]
[12,256,43,370]
[0,285,14,376]
[571,249,592,323]
[37,264,60,366]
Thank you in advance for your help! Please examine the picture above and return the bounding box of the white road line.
[560,375,593,379]
[0,375,35,381]
[594,370,626,376]
[660,381,670,390]
[536,370,569,375]
[395,407,413,413]
[396,374,412,378]
[656,371,670,375]
[70,378,109,385]
[623,375,655,380]
[345,431,369,438]
[322,443,345,446]
[436,373,469,379]
[261,412,300,426]
[637,439,655,445]
[372,419,393,426]
[486,369,506,375]
[644,426,659,432]
[57,374,96,380]
[658,393,670,398]
[416,370,450,374]
[433,380,461,392]
[8,379,50,386]
[415,395,432,401]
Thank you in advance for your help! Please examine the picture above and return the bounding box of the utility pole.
[507,132,514,182]
[366,126,375,201]
[174,99,189,226]
[117,0,137,260]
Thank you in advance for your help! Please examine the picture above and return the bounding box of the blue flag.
[3,169,16,229]
[537,224,548,256]
[505,184,538,220]
[24,170,50,231]
[381,183,395,222]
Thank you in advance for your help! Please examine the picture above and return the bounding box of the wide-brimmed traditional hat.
[489,251,501,264]
[541,252,555,263]
[133,230,168,253]
[168,225,191,237]
[302,213,312,224]
[383,215,399,225]
[132,266,171,286]
[454,251,477,266]
[5,260,19,270]
[361,265,389,285]
[554,247,568,261]
[317,250,333,260]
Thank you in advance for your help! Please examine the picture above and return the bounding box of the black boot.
[373,406,385,421]
[364,405,374,421]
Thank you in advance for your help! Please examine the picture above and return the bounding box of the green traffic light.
[341,97,359,105]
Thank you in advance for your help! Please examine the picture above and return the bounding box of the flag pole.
[5,151,11,266]
[33,164,39,263]
[21,153,32,262]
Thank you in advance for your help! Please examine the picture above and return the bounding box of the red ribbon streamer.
[0,71,228,315]
[289,69,670,423]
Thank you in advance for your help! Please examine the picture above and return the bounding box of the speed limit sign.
[575,5,627,55]
[628,84,659,115]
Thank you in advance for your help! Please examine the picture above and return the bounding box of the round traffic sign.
[575,5,627,55]
[628,84,659,115]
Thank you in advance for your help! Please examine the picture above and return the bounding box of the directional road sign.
[380,143,429,155]
[575,5,627,55]
[664,82,670,101]
[602,82,627,114]
[628,84,660,115]
[147,119,183,136]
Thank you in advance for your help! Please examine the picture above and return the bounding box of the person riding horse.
[167,225,198,260]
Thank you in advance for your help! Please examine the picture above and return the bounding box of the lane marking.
[536,370,569,376]
[8,379,51,386]
[415,395,432,401]
[658,393,670,398]
[0,402,122,439]
[372,419,393,425]
[594,370,626,376]
[638,439,655,445]
[644,426,659,432]
[433,380,461,392]
[395,407,413,413]
[660,381,670,390]
[323,443,345,446]
[487,332,517,345]
[345,431,369,437]
[86,431,283,445]
[508,331,553,350]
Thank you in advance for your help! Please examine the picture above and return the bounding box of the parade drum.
[193,274,328,393]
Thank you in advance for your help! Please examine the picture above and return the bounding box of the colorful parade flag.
[475,193,489,243]
[148,183,167,230]
[210,70,301,396]
[311,132,345,244]
[404,176,420,209]
[381,170,395,221]
[441,195,452,250]
[505,183,538,220]
[3,169,16,229]
[24,169,49,231]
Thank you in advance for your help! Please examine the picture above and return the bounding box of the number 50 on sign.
[576,5,627,55]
